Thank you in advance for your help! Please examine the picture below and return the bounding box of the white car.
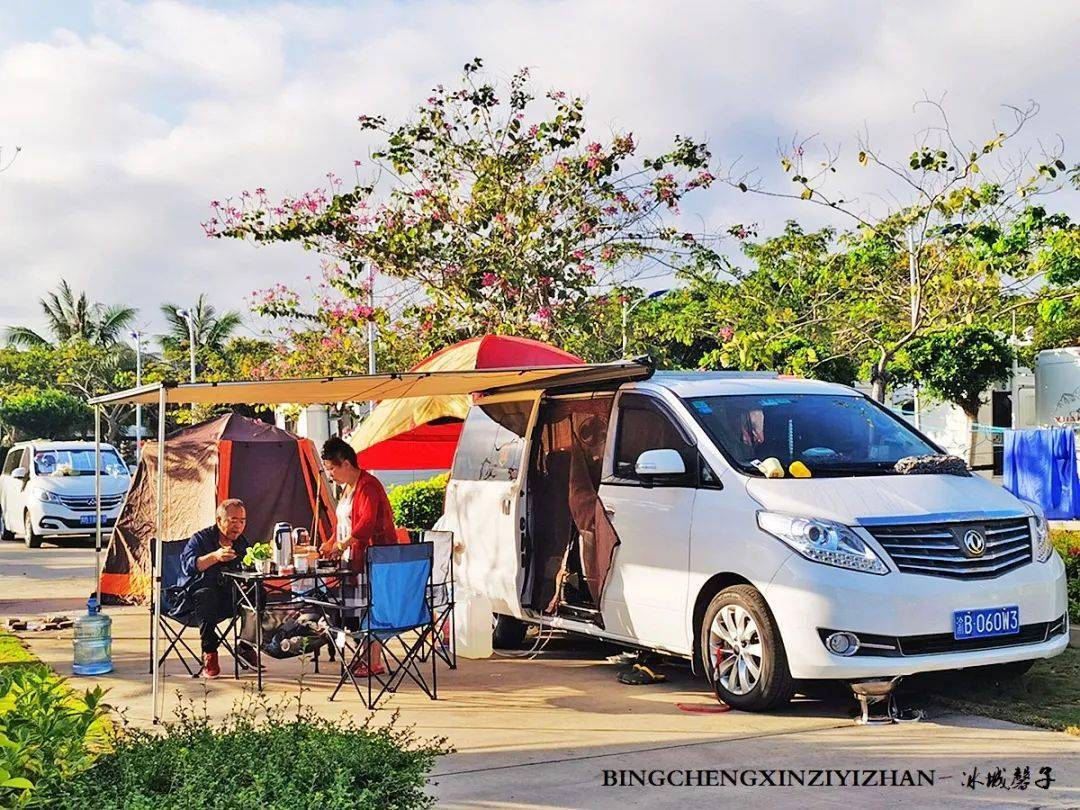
[442,371,1069,711]
[0,441,130,548]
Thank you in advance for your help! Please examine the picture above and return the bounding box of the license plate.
[79,515,97,527]
[953,606,1020,640]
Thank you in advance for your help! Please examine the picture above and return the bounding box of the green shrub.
[62,691,450,809]
[1051,531,1080,622]
[388,473,449,532]
[0,665,110,808]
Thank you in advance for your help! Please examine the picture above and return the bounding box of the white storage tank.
[1036,348,1080,427]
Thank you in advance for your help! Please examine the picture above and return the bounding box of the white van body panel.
[744,473,1027,527]
[598,481,695,651]
[444,476,525,617]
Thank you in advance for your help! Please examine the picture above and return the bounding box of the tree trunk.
[870,351,891,403]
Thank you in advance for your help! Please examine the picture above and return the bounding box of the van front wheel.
[699,585,794,712]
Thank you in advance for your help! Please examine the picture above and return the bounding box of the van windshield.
[683,394,937,477]
[34,449,127,477]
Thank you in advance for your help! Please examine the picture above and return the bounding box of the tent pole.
[152,388,166,724]
[94,406,102,606]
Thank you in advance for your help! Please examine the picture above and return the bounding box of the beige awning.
[89,360,652,407]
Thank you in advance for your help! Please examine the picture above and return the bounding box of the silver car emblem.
[962,529,986,557]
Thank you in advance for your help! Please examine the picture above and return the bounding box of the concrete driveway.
[3,540,1078,808]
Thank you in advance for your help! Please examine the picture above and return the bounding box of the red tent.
[351,336,582,470]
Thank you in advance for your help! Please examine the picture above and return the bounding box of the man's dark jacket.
[179,525,250,590]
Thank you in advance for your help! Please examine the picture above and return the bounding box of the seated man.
[179,498,260,678]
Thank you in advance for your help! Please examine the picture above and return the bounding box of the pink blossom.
[535,306,553,321]
[572,249,585,260]
[481,272,498,287]
[718,326,735,342]
[586,156,601,171]
[528,124,539,138]
[587,142,602,154]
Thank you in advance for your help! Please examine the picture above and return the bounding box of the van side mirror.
[635,449,685,477]
[11,467,27,482]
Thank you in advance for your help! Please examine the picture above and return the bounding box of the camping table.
[223,567,352,691]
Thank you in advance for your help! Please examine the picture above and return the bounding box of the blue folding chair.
[328,543,437,708]
[149,541,244,677]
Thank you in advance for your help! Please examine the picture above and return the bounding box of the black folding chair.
[327,543,437,708]
[149,541,244,677]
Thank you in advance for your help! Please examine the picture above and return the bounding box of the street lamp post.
[621,289,669,358]
[129,331,142,451]
[175,308,196,383]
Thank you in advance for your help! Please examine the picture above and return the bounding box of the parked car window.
[2,448,24,475]
[451,401,532,482]
[33,448,127,477]
[613,395,696,486]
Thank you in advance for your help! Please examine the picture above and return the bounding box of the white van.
[441,371,1069,711]
[0,441,130,548]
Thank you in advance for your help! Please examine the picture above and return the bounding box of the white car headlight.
[31,487,60,504]
[1025,502,1054,563]
[758,511,889,575]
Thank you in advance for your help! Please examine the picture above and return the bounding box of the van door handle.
[501,497,512,515]
[604,506,615,518]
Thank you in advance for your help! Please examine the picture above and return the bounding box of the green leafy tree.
[207,58,721,367]
[4,280,136,348]
[0,389,92,441]
[902,326,1014,419]
[724,100,1078,400]
[160,295,243,371]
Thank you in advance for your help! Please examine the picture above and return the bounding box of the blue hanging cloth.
[1003,427,1080,519]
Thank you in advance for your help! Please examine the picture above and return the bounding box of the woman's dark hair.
[321,436,358,468]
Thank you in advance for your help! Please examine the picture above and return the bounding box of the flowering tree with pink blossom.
[205,58,722,365]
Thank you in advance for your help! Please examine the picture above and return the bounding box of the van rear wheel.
[0,510,14,542]
[493,614,527,649]
[699,585,794,712]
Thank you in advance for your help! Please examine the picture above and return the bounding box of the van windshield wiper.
[805,461,898,477]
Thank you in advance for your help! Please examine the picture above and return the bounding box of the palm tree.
[160,294,243,357]
[4,280,137,347]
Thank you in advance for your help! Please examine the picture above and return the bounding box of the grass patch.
[0,629,36,666]
[922,647,1080,736]
[62,690,451,809]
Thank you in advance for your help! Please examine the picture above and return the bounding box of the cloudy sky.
[1,0,1077,340]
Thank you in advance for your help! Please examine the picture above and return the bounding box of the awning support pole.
[151,387,166,723]
[94,406,102,606]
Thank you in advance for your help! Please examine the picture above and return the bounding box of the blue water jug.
[72,597,113,675]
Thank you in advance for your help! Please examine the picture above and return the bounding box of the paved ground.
[2,540,1079,808]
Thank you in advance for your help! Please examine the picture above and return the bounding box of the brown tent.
[100,413,336,605]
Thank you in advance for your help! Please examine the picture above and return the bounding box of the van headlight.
[31,487,59,504]
[1026,502,1053,563]
[757,512,889,575]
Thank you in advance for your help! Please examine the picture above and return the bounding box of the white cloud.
[0,0,1077,338]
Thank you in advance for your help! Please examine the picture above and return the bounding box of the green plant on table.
[242,542,273,567]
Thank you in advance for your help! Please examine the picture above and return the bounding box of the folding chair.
[421,530,456,669]
[149,541,244,677]
[328,543,437,708]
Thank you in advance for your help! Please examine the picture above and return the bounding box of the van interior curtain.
[524,395,618,616]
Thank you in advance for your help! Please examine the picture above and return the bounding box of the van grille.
[865,518,1032,580]
[57,493,124,512]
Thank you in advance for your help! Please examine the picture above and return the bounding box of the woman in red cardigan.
[320,436,397,677]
